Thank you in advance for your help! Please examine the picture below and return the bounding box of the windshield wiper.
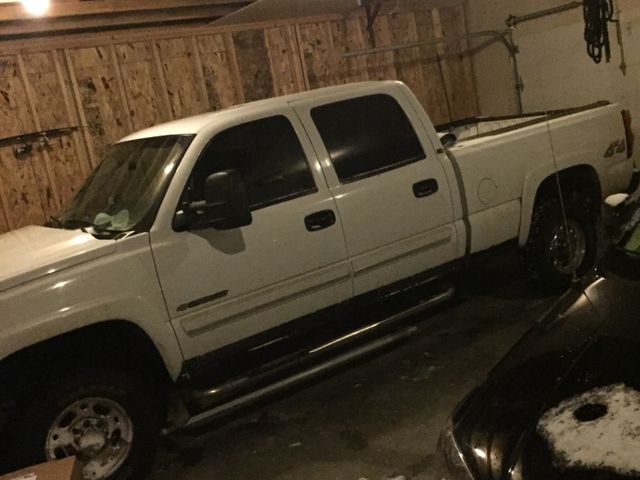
[61,218,95,230]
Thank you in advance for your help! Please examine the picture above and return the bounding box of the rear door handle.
[413,179,439,198]
[305,209,336,232]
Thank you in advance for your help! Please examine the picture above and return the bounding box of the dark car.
[439,195,640,480]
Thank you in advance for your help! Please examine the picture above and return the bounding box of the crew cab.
[0,81,634,479]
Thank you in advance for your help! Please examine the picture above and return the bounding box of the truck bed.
[436,102,610,141]
[440,101,633,255]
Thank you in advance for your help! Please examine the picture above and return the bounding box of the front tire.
[11,369,164,480]
[525,195,597,293]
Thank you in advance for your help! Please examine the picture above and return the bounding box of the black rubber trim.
[445,149,472,257]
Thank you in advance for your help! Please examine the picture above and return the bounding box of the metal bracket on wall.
[343,29,523,112]
[612,1,628,75]
[0,127,79,158]
[346,0,628,116]
[506,1,584,28]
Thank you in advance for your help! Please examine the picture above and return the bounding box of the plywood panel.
[365,16,397,81]
[264,26,306,95]
[115,42,170,130]
[232,30,274,102]
[0,55,35,138]
[68,46,130,160]
[155,38,210,119]
[45,134,86,208]
[296,21,336,89]
[21,52,89,210]
[0,55,50,229]
[0,146,46,229]
[0,5,477,234]
[0,187,10,233]
[18,53,59,217]
[53,49,92,181]
[413,8,451,125]
[196,33,244,109]
[21,52,70,130]
[435,6,478,120]
[387,12,430,107]
[329,17,369,84]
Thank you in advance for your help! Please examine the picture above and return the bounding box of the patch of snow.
[537,383,640,475]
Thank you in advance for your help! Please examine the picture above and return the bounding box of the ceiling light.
[22,0,50,16]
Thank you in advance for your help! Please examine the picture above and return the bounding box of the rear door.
[151,108,351,361]
[292,87,458,295]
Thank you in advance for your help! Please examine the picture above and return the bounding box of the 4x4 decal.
[605,139,626,157]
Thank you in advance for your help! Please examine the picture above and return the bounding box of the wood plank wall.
[0,4,477,234]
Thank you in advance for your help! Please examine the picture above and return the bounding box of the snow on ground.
[538,383,640,476]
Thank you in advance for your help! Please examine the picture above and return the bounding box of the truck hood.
[452,271,640,480]
[0,226,117,292]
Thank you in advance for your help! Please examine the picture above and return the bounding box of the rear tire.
[10,369,164,480]
[525,194,597,293]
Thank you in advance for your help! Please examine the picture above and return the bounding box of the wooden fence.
[0,4,478,233]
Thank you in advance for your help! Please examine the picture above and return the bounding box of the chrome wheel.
[46,397,134,480]
[549,220,587,275]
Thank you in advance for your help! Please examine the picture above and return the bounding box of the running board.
[181,286,454,429]
[184,325,417,429]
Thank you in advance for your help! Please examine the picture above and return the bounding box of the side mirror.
[439,132,458,149]
[185,170,252,231]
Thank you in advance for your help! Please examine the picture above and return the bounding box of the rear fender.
[519,164,600,247]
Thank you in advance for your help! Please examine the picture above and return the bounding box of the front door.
[151,109,351,361]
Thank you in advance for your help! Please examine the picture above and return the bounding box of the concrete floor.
[149,251,558,480]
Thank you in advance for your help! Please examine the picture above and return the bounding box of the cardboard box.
[0,457,83,480]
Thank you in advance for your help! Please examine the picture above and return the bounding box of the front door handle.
[413,179,439,198]
[305,210,336,232]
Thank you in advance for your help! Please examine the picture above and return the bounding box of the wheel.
[525,195,597,293]
[10,369,164,480]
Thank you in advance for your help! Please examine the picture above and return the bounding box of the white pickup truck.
[0,81,634,480]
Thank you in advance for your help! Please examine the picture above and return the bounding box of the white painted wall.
[468,0,640,126]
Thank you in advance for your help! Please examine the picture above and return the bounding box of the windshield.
[58,135,193,233]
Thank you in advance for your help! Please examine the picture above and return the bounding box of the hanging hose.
[583,0,615,63]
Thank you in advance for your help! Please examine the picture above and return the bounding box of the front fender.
[0,234,183,380]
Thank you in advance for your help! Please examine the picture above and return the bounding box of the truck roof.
[120,81,397,142]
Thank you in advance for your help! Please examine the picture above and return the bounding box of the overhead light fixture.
[21,0,50,16]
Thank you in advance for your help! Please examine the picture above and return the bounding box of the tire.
[525,194,597,293]
[10,368,164,480]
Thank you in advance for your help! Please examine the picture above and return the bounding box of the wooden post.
[63,48,98,168]
[110,44,135,132]
[151,41,174,121]
[52,49,91,179]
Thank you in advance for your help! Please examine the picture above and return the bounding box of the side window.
[311,94,426,183]
[189,115,317,210]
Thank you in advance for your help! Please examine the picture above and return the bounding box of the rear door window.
[311,94,426,183]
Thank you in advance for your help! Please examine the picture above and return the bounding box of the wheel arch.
[519,164,602,247]
[0,320,174,406]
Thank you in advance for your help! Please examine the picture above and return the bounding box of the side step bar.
[182,286,455,430]
[185,325,417,429]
